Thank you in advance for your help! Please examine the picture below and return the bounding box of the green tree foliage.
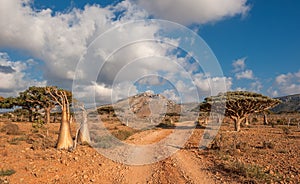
[199,91,281,131]
[0,97,17,109]
[19,86,56,124]
[17,95,37,122]
[0,86,73,125]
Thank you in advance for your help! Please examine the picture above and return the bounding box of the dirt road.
[112,121,215,184]
[0,121,216,183]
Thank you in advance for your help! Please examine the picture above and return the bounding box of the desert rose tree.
[73,103,91,149]
[200,91,281,131]
[77,104,91,145]
[46,87,74,150]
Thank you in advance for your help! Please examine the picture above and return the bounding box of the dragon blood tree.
[200,91,281,131]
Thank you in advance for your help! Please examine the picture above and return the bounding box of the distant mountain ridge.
[96,92,199,127]
[96,92,300,116]
[97,92,181,129]
[271,94,300,113]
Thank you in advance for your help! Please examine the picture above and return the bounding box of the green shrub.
[252,117,258,123]
[236,141,249,151]
[31,119,45,133]
[203,132,212,139]
[7,136,27,145]
[277,149,288,154]
[282,127,291,135]
[0,124,19,135]
[276,119,285,125]
[262,141,275,149]
[97,106,114,114]
[270,122,276,128]
[156,121,175,128]
[26,134,55,150]
[223,160,271,180]
[92,135,115,149]
[0,169,16,176]
[112,130,134,140]
[209,134,222,150]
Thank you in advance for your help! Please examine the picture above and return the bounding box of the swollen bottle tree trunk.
[56,106,73,150]
[78,122,91,145]
[77,107,91,145]
[205,117,208,125]
[46,87,74,150]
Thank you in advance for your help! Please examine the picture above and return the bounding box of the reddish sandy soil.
[0,119,299,184]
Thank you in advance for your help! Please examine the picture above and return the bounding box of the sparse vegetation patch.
[0,123,19,135]
[0,169,16,176]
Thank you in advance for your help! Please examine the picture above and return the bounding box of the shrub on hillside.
[262,141,275,149]
[7,136,27,145]
[156,120,175,128]
[26,133,56,150]
[0,123,19,135]
[276,119,285,125]
[112,130,134,140]
[282,127,291,135]
[0,169,16,176]
[219,159,273,182]
[251,117,258,124]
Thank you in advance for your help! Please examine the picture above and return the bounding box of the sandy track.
[0,121,215,184]
[171,149,214,184]
[117,122,215,184]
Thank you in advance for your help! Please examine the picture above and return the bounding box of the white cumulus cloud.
[0,0,242,104]
[0,52,46,97]
[193,73,232,96]
[232,57,255,80]
[271,70,300,96]
[134,0,250,25]
[235,69,254,80]
[232,57,246,72]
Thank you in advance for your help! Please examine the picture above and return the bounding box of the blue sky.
[200,0,300,96]
[0,0,299,103]
[201,0,300,76]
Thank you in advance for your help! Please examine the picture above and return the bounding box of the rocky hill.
[97,92,182,129]
[271,94,300,113]
[97,91,200,129]
[96,92,300,124]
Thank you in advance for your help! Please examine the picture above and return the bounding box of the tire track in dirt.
[114,164,155,184]
[116,121,214,184]
[113,129,169,184]
[153,157,188,184]
[171,149,215,184]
